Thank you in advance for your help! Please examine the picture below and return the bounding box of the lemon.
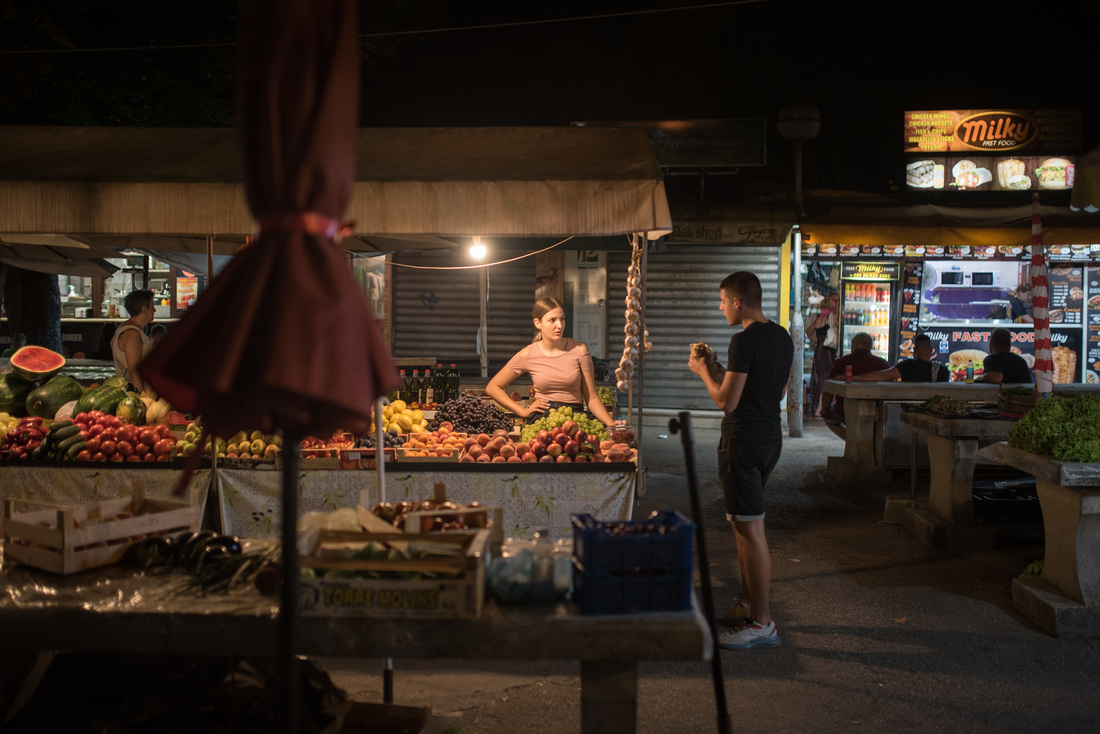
[396,414,414,432]
[410,424,425,434]
[411,409,424,423]
[390,400,407,413]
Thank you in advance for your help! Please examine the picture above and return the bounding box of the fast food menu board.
[899,262,922,358]
[923,326,1082,383]
[905,155,1076,191]
[1086,267,1100,384]
[1047,266,1084,325]
[801,242,1100,262]
[903,109,1082,154]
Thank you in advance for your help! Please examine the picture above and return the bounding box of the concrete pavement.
[322,418,1100,734]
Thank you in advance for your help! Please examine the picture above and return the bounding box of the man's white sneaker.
[717,619,780,650]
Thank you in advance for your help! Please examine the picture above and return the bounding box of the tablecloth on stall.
[217,468,637,540]
[0,467,213,519]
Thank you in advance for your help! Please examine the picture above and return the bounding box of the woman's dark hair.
[123,289,155,317]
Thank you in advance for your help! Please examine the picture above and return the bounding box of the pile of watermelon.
[2,346,148,429]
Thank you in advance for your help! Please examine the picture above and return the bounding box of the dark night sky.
[1,0,1097,193]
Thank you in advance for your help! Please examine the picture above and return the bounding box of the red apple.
[523,453,539,463]
[546,442,563,458]
[536,430,551,445]
[562,420,578,437]
[574,430,587,446]
[531,440,547,457]
[555,433,569,447]
[574,456,588,463]
[555,454,573,463]
[538,455,556,463]
[514,442,530,457]
[564,439,579,457]
[551,426,563,438]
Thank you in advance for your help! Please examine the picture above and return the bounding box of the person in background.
[2,332,26,358]
[89,322,118,361]
[110,289,156,392]
[977,328,1033,384]
[689,271,793,651]
[990,283,1033,323]
[852,333,949,383]
[486,297,619,427]
[819,332,890,440]
[149,323,168,348]
[806,290,839,418]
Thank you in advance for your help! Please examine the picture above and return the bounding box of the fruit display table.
[0,557,710,734]
[899,408,1017,548]
[980,442,1100,638]
[216,463,638,540]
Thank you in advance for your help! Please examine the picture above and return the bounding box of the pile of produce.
[371,399,429,434]
[400,422,464,457]
[1008,393,1100,462]
[428,394,513,435]
[1,416,46,459]
[465,423,634,464]
[520,405,608,445]
[359,429,407,449]
[918,395,970,416]
[369,499,490,532]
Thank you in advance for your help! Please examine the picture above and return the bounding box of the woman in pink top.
[486,298,618,426]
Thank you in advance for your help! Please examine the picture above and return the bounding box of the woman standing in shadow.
[807,290,839,418]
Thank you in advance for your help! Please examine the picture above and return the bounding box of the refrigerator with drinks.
[838,262,902,364]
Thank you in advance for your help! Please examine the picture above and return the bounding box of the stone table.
[981,442,1100,638]
[899,409,1017,548]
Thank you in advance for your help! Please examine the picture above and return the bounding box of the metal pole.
[374,397,386,505]
[479,266,488,379]
[787,138,806,438]
[278,428,302,734]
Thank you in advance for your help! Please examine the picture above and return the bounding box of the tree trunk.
[3,266,62,354]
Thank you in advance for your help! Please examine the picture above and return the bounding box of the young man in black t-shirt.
[977,328,1033,384]
[689,271,793,650]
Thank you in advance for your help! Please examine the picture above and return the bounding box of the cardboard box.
[298,528,490,618]
[3,485,201,575]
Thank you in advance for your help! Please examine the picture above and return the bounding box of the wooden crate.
[3,485,201,575]
[297,527,489,619]
[405,505,504,554]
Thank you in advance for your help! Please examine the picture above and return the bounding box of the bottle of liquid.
[966,361,974,383]
[423,369,433,404]
[434,364,446,404]
[530,528,555,604]
[410,370,422,404]
[398,370,410,404]
[447,363,460,402]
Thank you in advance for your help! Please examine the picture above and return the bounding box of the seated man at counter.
[851,334,950,384]
[819,332,890,440]
[976,328,1033,384]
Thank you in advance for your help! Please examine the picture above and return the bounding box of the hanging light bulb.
[470,236,487,260]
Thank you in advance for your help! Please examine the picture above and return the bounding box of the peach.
[514,442,530,457]
[499,444,516,459]
[546,442,563,458]
[523,453,539,463]
[506,455,523,463]
[476,433,491,446]
[476,454,492,463]
[491,455,506,463]
[460,454,476,463]
[464,437,478,450]
[555,454,573,463]
[538,454,555,463]
[467,445,483,459]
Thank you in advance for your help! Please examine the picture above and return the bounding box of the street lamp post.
[778,103,820,439]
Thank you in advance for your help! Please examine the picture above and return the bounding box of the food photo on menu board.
[1047,266,1084,325]
[904,154,1076,191]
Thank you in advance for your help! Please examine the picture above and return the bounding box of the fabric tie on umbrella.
[1030,193,1052,395]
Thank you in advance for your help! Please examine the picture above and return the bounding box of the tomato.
[155,424,171,438]
[109,416,123,429]
[153,438,174,455]
[85,437,102,454]
[76,449,91,461]
[109,452,125,462]
[115,440,134,458]
[100,428,117,443]
[88,410,105,421]
[134,442,150,457]
[100,440,117,457]
[126,454,143,462]
[87,423,106,438]
[142,452,157,462]
[156,453,171,462]
[116,425,135,444]
[74,412,89,424]
[95,414,113,427]
[138,428,157,446]
[91,452,107,462]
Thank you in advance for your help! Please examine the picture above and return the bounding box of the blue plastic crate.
[570,510,695,576]
[572,559,692,615]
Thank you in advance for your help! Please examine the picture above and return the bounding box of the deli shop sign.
[841,262,900,281]
[904,108,1082,153]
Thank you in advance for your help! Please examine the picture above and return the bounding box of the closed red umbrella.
[1030,193,1052,396]
[140,1,396,728]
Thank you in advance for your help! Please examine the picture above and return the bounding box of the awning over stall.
[799,190,1100,247]
[0,125,672,240]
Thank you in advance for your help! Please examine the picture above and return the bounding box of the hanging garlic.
[617,379,629,392]
[624,334,639,348]
[625,298,641,312]
[624,322,639,336]
[644,341,653,352]
[627,347,638,361]
[620,356,634,370]
[626,310,641,324]
[628,286,642,299]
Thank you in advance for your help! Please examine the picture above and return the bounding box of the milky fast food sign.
[904,108,1081,153]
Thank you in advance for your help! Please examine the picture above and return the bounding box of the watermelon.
[73,385,128,416]
[25,375,85,419]
[102,375,129,390]
[115,394,147,425]
[10,346,66,382]
[0,373,33,417]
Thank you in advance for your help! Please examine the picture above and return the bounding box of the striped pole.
[1031,192,1052,396]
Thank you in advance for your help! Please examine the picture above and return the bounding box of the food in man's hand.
[690,342,710,358]
[1035,158,1073,189]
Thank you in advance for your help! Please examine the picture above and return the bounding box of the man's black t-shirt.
[895,358,949,383]
[983,352,1033,383]
[723,320,794,437]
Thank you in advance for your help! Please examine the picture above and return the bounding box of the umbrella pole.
[669,411,732,734]
[279,428,302,734]
[375,397,387,504]
[207,235,215,284]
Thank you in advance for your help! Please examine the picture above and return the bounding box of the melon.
[115,394,147,425]
[102,375,129,390]
[10,346,66,383]
[0,373,33,417]
[25,375,85,419]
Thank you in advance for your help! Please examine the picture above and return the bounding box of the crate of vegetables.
[570,510,695,615]
[3,483,201,574]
